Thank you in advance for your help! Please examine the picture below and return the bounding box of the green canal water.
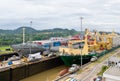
[20,65,67,81]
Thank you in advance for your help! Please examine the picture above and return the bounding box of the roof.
[103,66,120,80]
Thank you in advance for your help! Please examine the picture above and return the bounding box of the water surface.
[20,65,67,81]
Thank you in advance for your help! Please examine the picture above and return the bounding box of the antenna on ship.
[22,27,25,44]
[80,17,83,69]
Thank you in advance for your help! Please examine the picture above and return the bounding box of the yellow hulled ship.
[59,29,120,66]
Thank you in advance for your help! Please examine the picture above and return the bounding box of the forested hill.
[0,27,77,34]
[0,27,37,34]
[0,27,79,45]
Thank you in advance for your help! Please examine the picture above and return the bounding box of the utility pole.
[30,21,32,54]
[30,21,33,41]
[22,27,25,44]
[80,17,83,69]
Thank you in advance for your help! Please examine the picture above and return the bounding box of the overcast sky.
[0,0,120,32]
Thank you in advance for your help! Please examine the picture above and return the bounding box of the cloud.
[0,0,119,32]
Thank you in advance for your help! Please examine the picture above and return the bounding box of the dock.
[0,54,63,81]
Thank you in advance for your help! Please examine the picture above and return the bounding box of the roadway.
[54,48,120,81]
[76,49,120,81]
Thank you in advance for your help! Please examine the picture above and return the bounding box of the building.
[103,66,120,81]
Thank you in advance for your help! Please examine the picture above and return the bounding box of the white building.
[103,66,120,81]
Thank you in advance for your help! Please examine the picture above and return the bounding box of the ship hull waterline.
[60,47,119,66]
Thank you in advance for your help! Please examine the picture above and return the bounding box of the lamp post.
[80,17,83,69]
[30,21,32,54]
[22,27,25,44]
[30,21,32,41]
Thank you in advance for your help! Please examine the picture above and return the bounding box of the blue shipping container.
[53,42,61,46]
[44,44,50,49]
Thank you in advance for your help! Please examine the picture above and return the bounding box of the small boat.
[58,68,69,76]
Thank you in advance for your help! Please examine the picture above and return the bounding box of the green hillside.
[0,27,79,46]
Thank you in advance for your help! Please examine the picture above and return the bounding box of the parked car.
[65,77,77,81]
[70,78,77,81]
[90,56,98,62]
[93,76,102,81]
[68,64,79,73]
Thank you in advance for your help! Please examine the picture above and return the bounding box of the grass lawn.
[0,46,13,54]
[0,46,11,51]
[97,66,109,75]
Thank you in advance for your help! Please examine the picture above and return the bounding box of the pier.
[0,54,63,81]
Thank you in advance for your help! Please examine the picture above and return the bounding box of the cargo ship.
[32,37,68,52]
[11,37,68,57]
[11,27,68,57]
[59,29,120,66]
[11,42,46,57]
[11,27,46,57]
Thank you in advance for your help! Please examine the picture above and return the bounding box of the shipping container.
[53,42,61,46]
[43,43,50,49]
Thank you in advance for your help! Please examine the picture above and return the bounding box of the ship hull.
[60,54,94,66]
[60,46,119,66]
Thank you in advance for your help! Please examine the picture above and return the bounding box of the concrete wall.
[0,68,10,81]
[10,65,27,81]
[0,57,63,81]
[27,57,63,76]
